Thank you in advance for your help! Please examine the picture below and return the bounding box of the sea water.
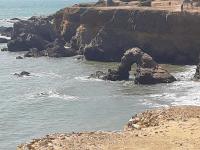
[0,1,200,150]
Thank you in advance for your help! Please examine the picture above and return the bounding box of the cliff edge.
[51,4,200,64]
[7,0,200,64]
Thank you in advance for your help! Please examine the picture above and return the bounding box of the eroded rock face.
[7,17,76,57]
[53,7,200,64]
[71,24,99,55]
[90,47,176,84]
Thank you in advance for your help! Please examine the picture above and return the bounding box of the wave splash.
[26,90,78,101]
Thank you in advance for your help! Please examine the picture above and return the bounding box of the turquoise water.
[0,0,96,19]
[1,1,200,150]
[0,0,96,26]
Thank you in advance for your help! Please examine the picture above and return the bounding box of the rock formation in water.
[91,47,176,84]
[16,56,23,59]
[1,48,8,51]
[7,17,76,57]
[14,71,30,77]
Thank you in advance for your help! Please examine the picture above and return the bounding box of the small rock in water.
[14,71,30,77]
[1,48,8,51]
[16,56,23,59]
[74,55,84,60]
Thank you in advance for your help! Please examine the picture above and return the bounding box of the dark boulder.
[8,32,47,52]
[7,17,77,57]
[11,17,57,41]
[7,18,55,50]
[24,40,76,58]
[14,71,30,77]
[134,67,177,84]
[90,47,176,84]
[7,17,56,52]
[1,48,8,51]
[16,56,23,59]
[8,37,29,51]
[44,39,76,57]
[24,48,44,57]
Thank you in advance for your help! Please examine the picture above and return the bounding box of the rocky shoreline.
[17,106,200,150]
[2,1,200,149]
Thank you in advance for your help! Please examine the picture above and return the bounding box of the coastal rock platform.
[17,106,200,150]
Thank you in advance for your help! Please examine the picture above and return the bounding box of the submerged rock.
[14,71,30,77]
[90,47,176,84]
[16,56,23,59]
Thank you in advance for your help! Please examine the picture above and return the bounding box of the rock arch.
[90,47,177,84]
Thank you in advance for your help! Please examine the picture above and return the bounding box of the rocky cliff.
[51,7,200,64]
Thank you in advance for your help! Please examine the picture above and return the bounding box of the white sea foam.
[173,65,196,80]
[0,35,11,40]
[47,90,78,101]
[171,87,200,106]
[141,99,169,108]
[148,93,177,99]
[26,90,78,101]
[75,76,103,82]
[32,72,62,78]
[0,19,13,27]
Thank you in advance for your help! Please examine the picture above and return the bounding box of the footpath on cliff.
[75,0,200,13]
